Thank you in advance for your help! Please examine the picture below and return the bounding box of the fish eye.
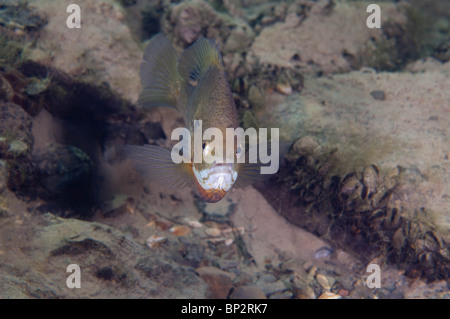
[202,142,206,150]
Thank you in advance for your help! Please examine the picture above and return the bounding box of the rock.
[162,0,229,47]
[27,0,142,103]
[370,90,386,101]
[292,136,321,157]
[269,290,293,299]
[248,1,405,74]
[0,213,207,298]
[32,143,93,205]
[196,266,235,298]
[256,61,450,281]
[0,1,46,31]
[0,102,33,159]
[232,272,254,287]
[101,194,134,216]
[255,275,287,297]
[230,286,266,299]
[223,19,255,54]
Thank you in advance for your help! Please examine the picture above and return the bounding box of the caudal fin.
[138,34,180,109]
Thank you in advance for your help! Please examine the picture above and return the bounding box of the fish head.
[191,135,243,203]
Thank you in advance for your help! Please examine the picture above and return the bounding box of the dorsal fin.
[138,34,180,109]
[177,37,223,86]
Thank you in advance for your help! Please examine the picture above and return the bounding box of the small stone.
[338,289,349,297]
[316,274,331,291]
[294,284,316,299]
[146,234,166,248]
[314,246,333,259]
[318,291,342,299]
[255,276,287,296]
[269,290,293,299]
[370,90,385,101]
[184,218,203,228]
[102,194,134,216]
[7,140,29,157]
[196,266,235,299]
[230,286,267,299]
[169,225,191,236]
[0,102,33,158]
[276,82,292,95]
[205,227,222,237]
[232,272,253,287]
[32,143,93,201]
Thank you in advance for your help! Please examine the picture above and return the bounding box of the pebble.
[318,292,342,299]
[316,273,331,291]
[169,225,191,236]
[314,246,333,259]
[255,276,287,296]
[276,83,292,95]
[230,286,267,299]
[370,90,385,101]
[269,290,293,299]
[205,227,222,237]
[146,234,166,248]
[184,218,203,228]
[232,272,253,287]
[196,266,235,299]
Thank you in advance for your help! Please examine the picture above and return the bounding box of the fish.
[124,34,265,203]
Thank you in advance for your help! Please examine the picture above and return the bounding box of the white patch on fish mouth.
[193,163,238,191]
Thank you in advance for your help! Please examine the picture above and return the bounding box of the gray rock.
[196,266,234,299]
[0,214,207,298]
[370,90,386,101]
[32,143,93,201]
[0,102,33,159]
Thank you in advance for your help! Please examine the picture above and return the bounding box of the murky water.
[0,0,449,299]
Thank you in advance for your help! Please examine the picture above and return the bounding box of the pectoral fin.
[123,144,192,190]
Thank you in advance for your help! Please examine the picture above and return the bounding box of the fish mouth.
[209,163,233,174]
[193,163,238,191]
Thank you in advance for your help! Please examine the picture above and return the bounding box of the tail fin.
[177,37,223,87]
[138,34,180,109]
